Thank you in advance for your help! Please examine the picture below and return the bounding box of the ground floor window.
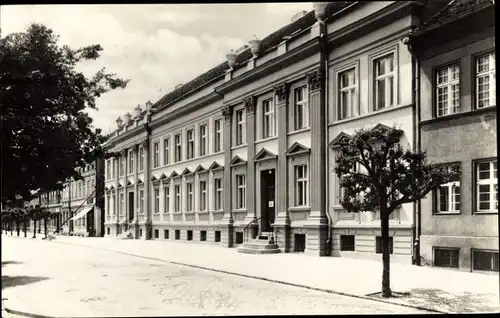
[154,229,159,239]
[472,250,499,272]
[294,234,306,253]
[175,230,180,240]
[187,230,193,241]
[164,229,169,239]
[139,229,143,237]
[433,247,459,268]
[107,228,110,235]
[340,235,355,251]
[375,236,393,254]
[215,230,221,242]
[235,231,243,244]
[200,230,207,241]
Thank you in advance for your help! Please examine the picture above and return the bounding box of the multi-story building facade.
[61,159,105,237]
[409,0,497,272]
[103,1,451,260]
[25,189,63,233]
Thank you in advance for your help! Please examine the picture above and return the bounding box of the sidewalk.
[3,233,500,314]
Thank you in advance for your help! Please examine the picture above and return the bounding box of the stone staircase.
[237,232,281,254]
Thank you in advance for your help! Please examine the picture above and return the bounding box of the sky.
[1,3,313,133]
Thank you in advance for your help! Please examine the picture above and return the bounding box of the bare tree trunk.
[44,218,48,238]
[38,219,41,233]
[33,220,37,238]
[24,221,27,237]
[381,211,392,298]
[16,221,20,236]
[10,221,13,235]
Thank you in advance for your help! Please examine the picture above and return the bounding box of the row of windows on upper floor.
[61,177,96,201]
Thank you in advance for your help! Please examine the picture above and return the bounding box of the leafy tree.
[0,23,128,202]
[334,124,458,298]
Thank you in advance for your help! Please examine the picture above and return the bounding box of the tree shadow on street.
[2,261,23,267]
[1,275,49,290]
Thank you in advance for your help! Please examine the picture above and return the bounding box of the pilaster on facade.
[142,138,151,239]
[243,96,257,225]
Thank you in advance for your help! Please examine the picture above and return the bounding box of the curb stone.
[45,239,447,315]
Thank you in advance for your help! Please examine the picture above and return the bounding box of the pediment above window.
[159,173,168,180]
[126,180,133,186]
[194,164,208,174]
[117,182,124,188]
[136,178,143,185]
[181,167,193,176]
[230,155,247,166]
[329,132,352,149]
[169,171,180,179]
[254,148,277,162]
[286,142,310,157]
[208,161,224,171]
[371,123,402,134]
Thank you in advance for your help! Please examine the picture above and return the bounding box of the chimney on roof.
[291,10,308,23]
[175,83,184,90]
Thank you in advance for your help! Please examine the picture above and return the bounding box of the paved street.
[1,235,429,316]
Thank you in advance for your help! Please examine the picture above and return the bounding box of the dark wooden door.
[128,192,134,222]
[261,169,276,232]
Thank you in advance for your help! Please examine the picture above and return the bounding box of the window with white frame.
[436,64,460,117]
[476,52,496,109]
[128,149,134,174]
[186,182,193,212]
[374,53,396,110]
[214,177,223,210]
[112,192,116,215]
[154,188,160,214]
[174,134,182,162]
[153,142,160,168]
[138,190,144,214]
[106,160,111,180]
[163,185,170,213]
[294,165,308,206]
[119,192,124,215]
[262,98,275,139]
[236,174,246,209]
[338,68,358,120]
[163,138,170,166]
[139,146,144,171]
[174,185,181,212]
[106,194,110,215]
[437,181,460,213]
[214,119,222,153]
[294,86,308,130]
[476,160,498,212]
[187,129,194,159]
[120,156,125,176]
[200,180,207,211]
[235,110,245,146]
[199,124,207,156]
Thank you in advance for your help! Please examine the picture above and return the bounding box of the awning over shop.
[70,205,94,221]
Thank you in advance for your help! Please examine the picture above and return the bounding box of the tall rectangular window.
[338,68,358,120]
[154,188,160,214]
[120,156,125,176]
[294,86,308,130]
[175,134,182,162]
[294,165,308,207]
[262,98,275,139]
[214,119,222,153]
[476,52,496,109]
[235,110,245,146]
[476,160,498,212]
[112,192,116,215]
[119,192,124,215]
[106,195,110,216]
[139,147,144,171]
[236,174,246,209]
[437,181,460,213]
[138,190,144,214]
[163,137,170,166]
[436,64,460,117]
[153,142,159,168]
[106,160,111,180]
[186,182,193,212]
[174,185,181,212]
[374,53,396,110]
[199,124,207,156]
[163,185,170,213]
[128,149,134,174]
[200,180,207,211]
[187,129,194,159]
[214,178,223,210]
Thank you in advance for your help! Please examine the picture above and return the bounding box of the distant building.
[409,0,497,272]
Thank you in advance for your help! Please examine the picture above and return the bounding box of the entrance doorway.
[86,208,95,237]
[128,192,134,222]
[260,169,276,233]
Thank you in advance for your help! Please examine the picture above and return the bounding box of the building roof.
[413,0,493,35]
[152,2,354,112]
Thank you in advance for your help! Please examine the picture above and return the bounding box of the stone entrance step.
[237,238,281,254]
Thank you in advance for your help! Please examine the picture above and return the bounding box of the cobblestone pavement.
[1,236,428,316]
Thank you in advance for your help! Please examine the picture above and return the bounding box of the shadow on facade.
[1,275,49,290]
